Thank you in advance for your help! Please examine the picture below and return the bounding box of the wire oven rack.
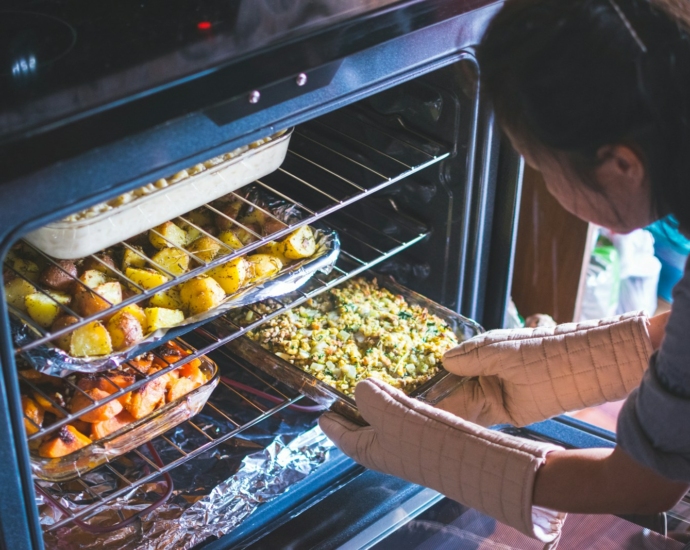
[7,109,449,356]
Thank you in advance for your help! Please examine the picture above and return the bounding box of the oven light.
[197,21,212,30]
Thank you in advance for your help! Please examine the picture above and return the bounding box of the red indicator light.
[197,21,212,30]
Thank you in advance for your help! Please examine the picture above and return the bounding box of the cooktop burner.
[0,12,76,78]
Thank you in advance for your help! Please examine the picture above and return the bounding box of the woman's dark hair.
[478,0,690,231]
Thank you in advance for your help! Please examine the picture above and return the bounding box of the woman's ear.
[595,144,646,192]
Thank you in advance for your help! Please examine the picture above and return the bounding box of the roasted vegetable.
[167,377,196,402]
[126,378,166,419]
[149,221,187,250]
[246,254,283,283]
[22,395,44,435]
[207,257,249,294]
[51,315,79,351]
[179,276,225,315]
[82,254,117,275]
[11,259,40,282]
[39,260,76,290]
[91,410,136,440]
[106,311,144,351]
[125,267,170,291]
[121,246,147,271]
[148,288,183,310]
[150,247,189,276]
[217,230,244,250]
[186,236,221,264]
[144,307,185,333]
[25,292,69,328]
[280,226,316,259]
[73,281,122,317]
[70,387,123,423]
[69,321,113,357]
[78,269,108,289]
[118,303,148,333]
[4,278,36,311]
[32,390,66,417]
[38,425,92,458]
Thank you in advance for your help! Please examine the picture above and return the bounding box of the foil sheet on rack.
[14,227,340,377]
[39,417,335,549]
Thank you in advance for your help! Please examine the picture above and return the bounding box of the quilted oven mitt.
[320,378,566,548]
[438,311,653,428]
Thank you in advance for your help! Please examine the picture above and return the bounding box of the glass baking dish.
[29,346,219,482]
[24,129,293,259]
[227,276,484,424]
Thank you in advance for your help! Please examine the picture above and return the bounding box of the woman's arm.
[648,311,670,350]
[533,445,688,515]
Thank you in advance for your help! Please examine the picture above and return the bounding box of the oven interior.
[3,58,513,549]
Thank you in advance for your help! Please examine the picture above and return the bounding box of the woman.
[319,0,690,546]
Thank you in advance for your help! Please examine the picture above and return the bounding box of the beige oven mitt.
[439,311,652,427]
[320,378,566,548]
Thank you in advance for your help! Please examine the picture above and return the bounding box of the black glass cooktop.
[0,0,405,141]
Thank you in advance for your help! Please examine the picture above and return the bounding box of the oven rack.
[22,210,427,442]
[37,344,313,533]
[8,113,448,355]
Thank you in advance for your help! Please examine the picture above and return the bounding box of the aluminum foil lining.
[14,227,340,376]
[36,380,339,550]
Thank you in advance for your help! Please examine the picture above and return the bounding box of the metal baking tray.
[29,345,219,482]
[24,129,293,259]
[227,276,484,424]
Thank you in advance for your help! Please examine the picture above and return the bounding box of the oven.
[0,1,669,549]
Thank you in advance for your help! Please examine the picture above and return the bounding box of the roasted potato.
[70,387,123,423]
[39,260,77,291]
[69,321,113,357]
[235,223,261,245]
[51,315,79,351]
[106,311,144,351]
[82,254,117,276]
[25,291,70,328]
[207,257,249,294]
[218,230,244,251]
[150,247,189,276]
[179,276,225,315]
[263,217,287,236]
[4,278,36,312]
[73,281,122,317]
[144,307,184,333]
[22,395,44,435]
[186,236,221,264]
[148,288,183,310]
[256,241,289,264]
[185,209,212,228]
[121,246,147,271]
[118,303,148,333]
[280,226,316,259]
[149,221,187,250]
[12,259,40,282]
[125,267,170,291]
[246,254,283,283]
[78,269,108,289]
[215,200,244,231]
[38,425,92,458]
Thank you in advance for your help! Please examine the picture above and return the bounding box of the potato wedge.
[125,267,170,291]
[246,254,283,283]
[121,246,147,271]
[71,387,123,423]
[149,221,187,250]
[280,226,316,260]
[106,311,144,351]
[178,276,225,315]
[38,425,92,458]
[22,395,44,435]
[186,236,221,264]
[51,315,79,351]
[148,288,183,310]
[150,247,189,276]
[144,307,185,333]
[207,257,249,295]
[25,292,68,328]
[4,278,36,312]
[69,321,113,357]
[218,230,244,251]
[40,260,77,291]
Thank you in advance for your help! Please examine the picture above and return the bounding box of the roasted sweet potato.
[70,387,123,423]
[39,260,76,291]
[106,311,144,351]
[22,395,44,435]
[167,376,196,403]
[38,425,92,458]
[32,389,67,417]
[126,378,166,419]
[180,359,206,387]
[128,353,155,374]
[90,410,136,440]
